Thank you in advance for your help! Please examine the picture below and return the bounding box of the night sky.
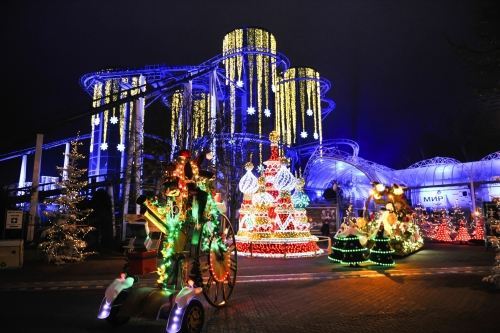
[2,0,497,185]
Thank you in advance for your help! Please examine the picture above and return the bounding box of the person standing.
[320,220,330,237]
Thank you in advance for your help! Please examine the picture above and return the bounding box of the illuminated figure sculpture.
[368,222,395,266]
[362,182,423,256]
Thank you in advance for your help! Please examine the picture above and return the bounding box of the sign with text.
[6,210,24,229]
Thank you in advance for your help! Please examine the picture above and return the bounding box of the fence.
[4,212,124,250]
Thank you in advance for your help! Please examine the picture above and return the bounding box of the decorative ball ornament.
[269,130,280,144]
[273,158,296,192]
[238,161,259,194]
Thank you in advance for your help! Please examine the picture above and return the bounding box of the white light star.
[100,142,108,150]
[264,109,271,117]
[247,106,256,115]
[117,143,125,152]
[313,132,319,140]
[300,131,308,138]
[236,80,244,88]
[257,165,265,173]
[110,116,118,124]
[306,109,313,116]
[93,117,100,126]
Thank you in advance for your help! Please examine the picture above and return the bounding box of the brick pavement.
[0,241,498,332]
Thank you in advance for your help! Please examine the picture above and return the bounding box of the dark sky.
[2,0,496,184]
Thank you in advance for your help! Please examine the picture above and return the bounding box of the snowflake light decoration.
[110,116,118,124]
[247,106,256,115]
[306,109,313,116]
[257,164,265,173]
[228,139,235,145]
[117,143,125,152]
[264,109,271,117]
[100,143,108,150]
[236,80,244,88]
[300,131,308,138]
[313,132,319,140]
[93,117,100,126]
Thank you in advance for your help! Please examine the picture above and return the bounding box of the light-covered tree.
[37,134,97,264]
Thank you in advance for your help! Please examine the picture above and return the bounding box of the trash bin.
[0,239,24,269]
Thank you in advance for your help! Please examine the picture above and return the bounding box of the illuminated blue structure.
[79,27,336,217]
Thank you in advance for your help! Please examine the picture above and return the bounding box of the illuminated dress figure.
[235,131,322,258]
[339,221,368,267]
[368,223,395,266]
[328,222,348,263]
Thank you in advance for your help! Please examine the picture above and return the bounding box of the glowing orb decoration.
[110,116,118,124]
[247,106,256,115]
[117,143,125,152]
[313,132,319,140]
[375,183,386,192]
[393,185,404,195]
[306,109,313,116]
[300,131,308,138]
[100,143,108,150]
[264,109,271,117]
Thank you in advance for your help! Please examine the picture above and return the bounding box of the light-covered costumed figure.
[328,221,348,263]
[339,221,368,267]
[368,222,395,266]
[235,131,322,258]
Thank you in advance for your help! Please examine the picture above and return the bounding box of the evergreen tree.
[37,135,97,264]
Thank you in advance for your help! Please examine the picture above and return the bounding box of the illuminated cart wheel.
[200,213,237,307]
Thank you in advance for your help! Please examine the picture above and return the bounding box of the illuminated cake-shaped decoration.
[235,131,322,258]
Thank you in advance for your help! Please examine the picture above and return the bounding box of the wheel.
[105,290,130,326]
[180,299,204,333]
[198,213,237,307]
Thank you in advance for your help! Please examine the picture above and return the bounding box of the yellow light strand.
[316,72,323,144]
[236,29,243,82]
[120,78,128,146]
[91,83,102,153]
[299,71,306,134]
[103,80,111,144]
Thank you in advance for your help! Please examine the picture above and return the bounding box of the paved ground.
[0,240,499,332]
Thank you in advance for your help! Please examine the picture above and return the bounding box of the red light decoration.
[433,221,453,242]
